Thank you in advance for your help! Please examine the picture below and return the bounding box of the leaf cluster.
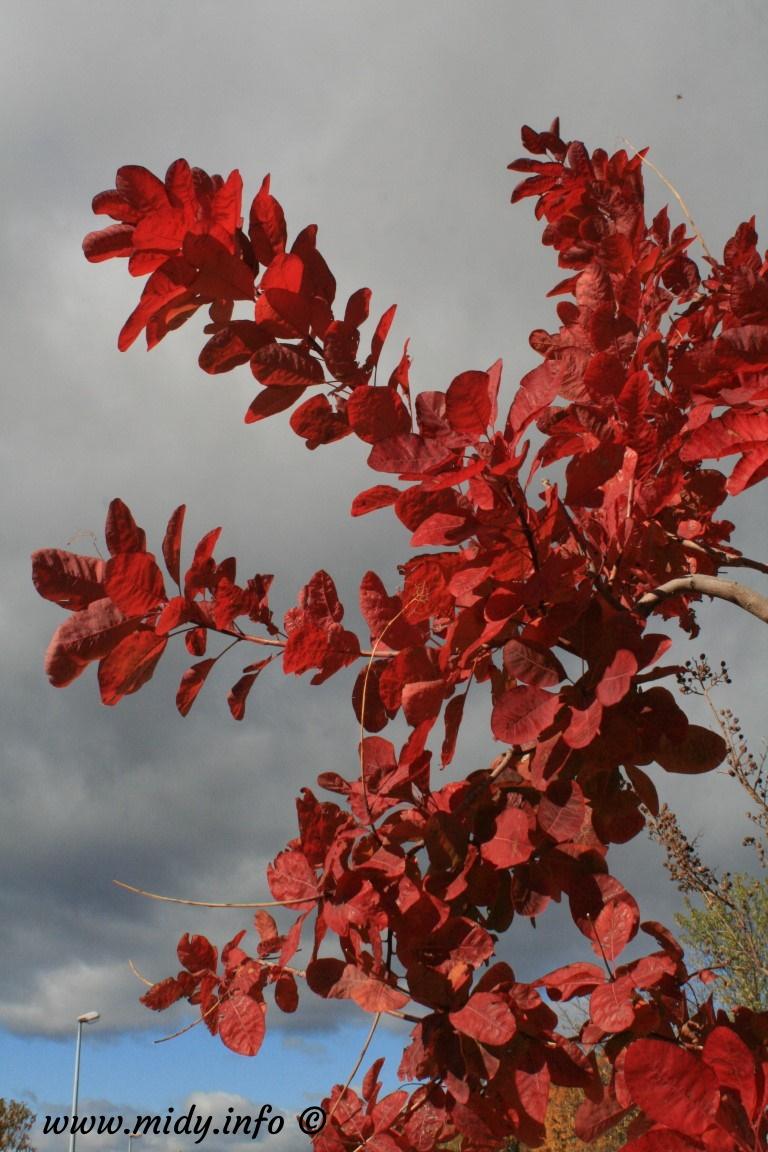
[31,118,768,1150]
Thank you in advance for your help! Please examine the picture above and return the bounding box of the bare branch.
[113,878,318,908]
[638,574,768,624]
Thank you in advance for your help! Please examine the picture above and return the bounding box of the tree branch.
[638,574,768,623]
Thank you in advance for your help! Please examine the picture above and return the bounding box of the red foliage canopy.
[33,119,768,1150]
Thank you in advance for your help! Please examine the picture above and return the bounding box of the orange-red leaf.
[176,659,216,716]
[104,552,166,616]
[624,1038,719,1137]
[449,992,516,1045]
[98,629,167,705]
[481,806,535,867]
[45,599,137,687]
[491,684,560,745]
[217,992,266,1057]
[655,724,726,774]
[162,505,186,586]
[32,549,106,611]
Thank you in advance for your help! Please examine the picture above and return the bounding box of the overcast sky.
[4,1,768,1148]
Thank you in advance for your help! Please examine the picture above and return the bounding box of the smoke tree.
[32,120,768,1149]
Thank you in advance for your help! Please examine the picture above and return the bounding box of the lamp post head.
[77,1011,100,1023]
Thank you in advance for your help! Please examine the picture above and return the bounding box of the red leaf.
[441,694,465,767]
[182,234,254,301]
[140,976,186,1011]
[655,725,726,774]
[681,409,768,462]
[480,805,535,867]
[563,697,603,749]
[254,910,278,942]
[105,552,166,616]
[176,658,216,716]
[227,672,257,720]
[306,957,345,997]
[538,961,605,1001]
[162,505,186,586]
[702,1025,757,1116]
[185,626,207,656]
[624,1038,719,1136]
[344,286,371,328]
[262,288,312,337]
[571,877,639,962]
[449,992,517,1045]
[359,571,423,649]
[410,513,468,547]
[250,342,324,388]
[491,684,560,745]
[184,527,222,598]
[369,303,397,367]
[347,385,411,444]
[218,992,266,1057]
[45,599,137,687]
[445,370,494,436]
[105,498,146,555]
[349,976,409,1013]
[32,549,105,611]
[178,933,217,972]
[199,320,270,374]
[351,485,401,517]
[290,394,350,449]
[401,679,445,726]
[367,433,456,475]
[282,621,328,675]
[538,780,587,843]
[249,173,286,264]
[267,849,319,910]
[565,442,626,507]
[83,223,135,262]
[503,638,565,688]
[596,649,637,707]
[117,258,193,351]
[97,629,167,704]
[592,891,639,962]
[245,384,305,424]
[274,971,299,1013]
[589,974,636,1031]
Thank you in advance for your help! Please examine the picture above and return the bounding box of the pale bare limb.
[623,137,714,261]
[638,574,768,624]
[113,878,318,908]
[155,998,220,1044]
[128,958,153,987]
[328,1012,382,1124]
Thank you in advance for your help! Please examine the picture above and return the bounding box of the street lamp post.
[69,1011,100,1152]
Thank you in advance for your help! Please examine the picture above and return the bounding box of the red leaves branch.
[33,120,768,1150]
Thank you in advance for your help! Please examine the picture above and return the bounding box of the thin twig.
[113,878,319,909]
[128,958,153,987]
[155,998,220,1044]
[622,137,714,262]
[328,1012,383,1123]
